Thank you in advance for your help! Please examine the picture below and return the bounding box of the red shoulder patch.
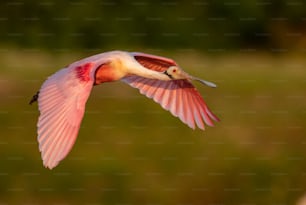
[75,63,93,82]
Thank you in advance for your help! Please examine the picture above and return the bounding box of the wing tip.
[205,107,220,123]
[42,158,58,170]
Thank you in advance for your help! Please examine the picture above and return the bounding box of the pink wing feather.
[37,64,94,169]
[123,53,219,129]
[36,51,218,169]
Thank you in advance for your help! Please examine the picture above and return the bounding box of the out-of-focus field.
[0,50,305,205]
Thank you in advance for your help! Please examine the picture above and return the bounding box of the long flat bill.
[193,77,217,88]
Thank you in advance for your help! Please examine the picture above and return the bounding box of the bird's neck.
[128,66,170,81]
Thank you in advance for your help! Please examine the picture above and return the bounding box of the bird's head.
[164,66,217,88]
[163,66,188,80]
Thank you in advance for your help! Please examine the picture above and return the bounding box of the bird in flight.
[30,51,219,169]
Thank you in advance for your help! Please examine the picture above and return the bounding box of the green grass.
[0,50,305,204]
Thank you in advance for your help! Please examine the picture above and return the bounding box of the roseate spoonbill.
[30,51,219,169]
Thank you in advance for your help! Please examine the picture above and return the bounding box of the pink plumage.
[37,65,94,169]
[122,76,219,130]
[32,50,219,169]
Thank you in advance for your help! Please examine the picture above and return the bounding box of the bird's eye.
[172,69,176,73]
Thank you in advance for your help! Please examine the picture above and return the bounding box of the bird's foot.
[29,91,39,105]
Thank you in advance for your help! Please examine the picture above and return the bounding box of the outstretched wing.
[37,63,94,169]
[122,53,219,130]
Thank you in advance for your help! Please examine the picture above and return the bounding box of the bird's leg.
[29,91,40,105]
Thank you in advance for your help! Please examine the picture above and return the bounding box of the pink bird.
[30,51,219,169]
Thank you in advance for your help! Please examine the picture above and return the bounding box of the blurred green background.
[1,0,306,204]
